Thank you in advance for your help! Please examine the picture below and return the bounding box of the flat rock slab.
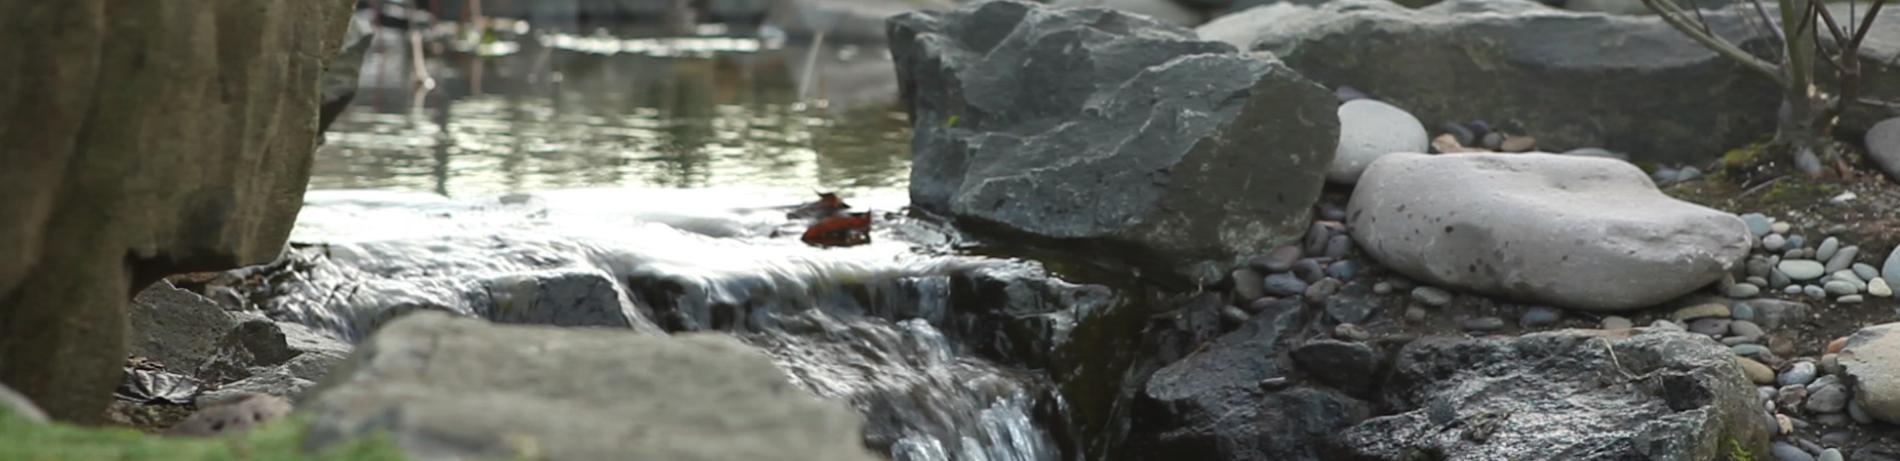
[301,312,877,461]
[1348,153,1750,312]
[1842,323,1900,425]
[1338,329,1769,460]
[891,0,1339,284]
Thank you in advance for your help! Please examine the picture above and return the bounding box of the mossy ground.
[0,406,407,461]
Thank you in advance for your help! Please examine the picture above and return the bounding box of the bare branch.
[1815,2,1850,44]
[1643,0,1789,84]
[1848,0,1887,53]
[1747,0,1787,57]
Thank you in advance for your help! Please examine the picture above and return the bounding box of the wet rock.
[1346,153,1749,312]
[1252,246,1303,273]
[1304,278,1343,306]
[893,0,1339,285]
[1840,323,1900,424]
[1131,300,1371,460]
[1325,260,1360,281]
[1806,382,1849,414]
[302,312,879,460]
[128,283,237,372]
[1263,273,1309,297]
[1291,339,1381,394]
[1780,362,1818,386]
[165,393,292,438]
[1330,99,1429,184]
[0,0,358,422]
[1776,385,1807,414]
[1293,258,1327,283]
[1824,281,1859,296]
[1729,320,1765,339]
[1197,0,1781,165]
[1233,268,1267,303]
[1335,330,1768,459]
[482,270,649,328]
[1726,283,1761,298]
[1323,234,1355,259]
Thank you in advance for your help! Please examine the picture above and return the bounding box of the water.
[295,22,1071,461]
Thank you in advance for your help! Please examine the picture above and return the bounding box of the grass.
[0,406,407,461]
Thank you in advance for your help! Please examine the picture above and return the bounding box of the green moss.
[1720,143,1768,171]
[1726,436,1755,461]
[1759,179,1840,204]
[0,406,407,461]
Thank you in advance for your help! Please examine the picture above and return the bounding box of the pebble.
[1304,222,1334,255]
[1466,120,1493,139]
[1602,316,1633,330]
[1263,273,1308,297]
[1764,234,1787,251]
[1771,222,1792,234]
[1731,303,1756,321]
[1823,281,1859,296]
[1817,237,1840,261]
[1746,276,1769,287]
[1333,323,1372,341]
[1786,248,1807,259]
[1722,336,1760,346]
[1748,259,1773,278]
[1850,399,1874,424]
[1481,132,1505,150]
[1814,413,1851,427]
[1820,449,1843,461]
[1771,269,1793,288]
[1804,285,1828,299]
[1854,263,1882,281]
[1372,281,1393,295]
[1688,318,1730,337]
[1463,316,1506,332]
[1730,320,1765,339]
[1821,354,1841,375]
[1233,269,1267,302]
[1727,283,1761,298]
[1779,361,1818,386]
[1739,357,1776,384]
[1820,431,1853,448]
[1825,246,1859,273]
[1807,383,1849,413]
[1776,385,1809,411]
[1786,235,1805,249]
[1733,344,1771,358]
[1253,246,1302,273]
[1519,306,1561,328]
[1765,412,1782,436]
[1387,278,1416,291]
[1318,204,1348,222]
[1837,295,1863,304]
[1441,123,1475,146]
[1325,260,1359,281]
[1323,235,1354,259]
[1832,270,1865,285]
[1500,136,1537,153]
[1742,213,1772,237]
[1872,277,1893,297]
[1222,306,1251,326]
[1411,286,1452,307]
[1770,336,1796,358]
[1650,319,1684,331]
[1404,306,1427,322]
[1672,303,1731,321]
[1304,278,1342,306]
[1293,259,1327,283]
[1780,260,1827,280]
[1773,441,1816,461]
[1783,285,1804,295]
[1777,414,1796,434]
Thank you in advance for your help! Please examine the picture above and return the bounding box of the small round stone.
[1764,234,1787,251]
[1779,361,1818,386]
[1730,320,1765,339]
[1741,213,1771,237]
[1771,222,1792,234]
[1304,278,1343,306]
[1854,263,1882,281]
[1722,336,1759,346]
[1732,344,1771,357]
[1726,283,1761,298]
[1776,385,1809,412]
[1746,276,1769,287]
[1747,259,1773,278]
[1827,337,1848,353]
[1325,260,1360,281]
[1253,246,1303,273]
[1872,277,1893,298]
[1820,448,1843,461]
[1738,357,1775,384]
[1832,270,1866,285]
[1824,280,1859,296]
[1318,204,1348,222]
[1821,353,1842,376]
[1689,318,1730,337]
[1293,259,1327,283]
[1731,303,1756,321]
[1817,237,1841,261]
[1263,273,1308,297]
[1386,277,1416,291]
[1411,286,1453,308]
[1784,285,1804,295]
[1780,260,1827,280]
[1463,316,1506,332]
[1771,269,1794,288]
[1837,294,1864,304]
[1806,383,1849,413]
[1601,316,1633,330]
[1519,306,1561,328]
[1404,306,1427,322]
[1771,442,1814,461]
[1672,303,1731,321]
[1222,306,1252,326]
[1804,285,1828,299]
[1785,235,1805,249]
[1323,235,1354,259]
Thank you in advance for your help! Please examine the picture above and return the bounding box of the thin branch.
[1848,0,1888,53]
[1689,0,1714,35]
[1815,2,1850,44]
[1644,0,1789,84]
[1815,4,1850,73]
[1748,0,1787,56]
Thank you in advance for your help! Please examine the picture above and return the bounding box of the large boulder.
[1197,0,1782,164]
[1840,322,1900,425]
[1348,153,1750,312]
[127,283,238,372]
[302,312,880,461]
[1870,117,1900,183]
[1339,329,1770,460]
[890,0,1340,285]
[0,0,357,421]
[1127,299,1374,460]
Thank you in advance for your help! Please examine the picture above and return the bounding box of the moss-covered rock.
[0,405,406,460]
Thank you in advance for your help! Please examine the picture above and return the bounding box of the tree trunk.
[1776,0,1828,174]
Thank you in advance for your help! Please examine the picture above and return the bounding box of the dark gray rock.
[128,283,237,372]
[1264,273,1309,297]
[1463,316,1506,332]
[1325,260,1360,281]
[1197,0,1781,164]
[893,0,1339,285]
[1251,246,1302,273]
[1303,278,1342,306]
[1336,330,1769,460]
[1774,442,1817,461]
[302,312,880,460]
[1234,268,1267,302]
[1867,117,1900,183]
[481,270,647,328]
[1519,306,1561,328]
[1293,258,1328,283]
[1291,339,1381,394]
[1130,300,1372,460]
[1689,318,1731,337]
[1324,282,1381,325]
[1741,299,1811,329]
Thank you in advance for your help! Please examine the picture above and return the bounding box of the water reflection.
[313,25,911,197]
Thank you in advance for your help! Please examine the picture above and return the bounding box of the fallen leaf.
[802,212,872,247]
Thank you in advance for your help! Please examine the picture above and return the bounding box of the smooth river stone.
[1779,260,1826,281]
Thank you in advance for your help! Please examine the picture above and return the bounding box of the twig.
[1598,338,1639,380]
[1643,0,1789,84]
[1748,0,1787,57]
[1738,175,1787,198]
[1848,0,1888,53]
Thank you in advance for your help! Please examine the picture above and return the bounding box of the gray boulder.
[1128,299,1372,460]
[128,283,237,371]
[1197,0,1782,164]
[1870,117,1900,183]
[1330,99,1429,184]
[302,312,879,461]
[0,0,356,421]
[891,0,1340,285]
[1055,0,1203,27]
[1840,323,1900,424]
[1348,153,1750,312]
[1338,329,1769,460]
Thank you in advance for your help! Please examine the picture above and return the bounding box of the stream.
[290,19,1130,461]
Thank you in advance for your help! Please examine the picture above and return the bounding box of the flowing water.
[291,21,1085,461]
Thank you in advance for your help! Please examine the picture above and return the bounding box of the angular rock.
[1336,330,1769,460]
[1840,323,1900,424]
[893,0,1339,285]
[1130,299,1371,460]
[1198,0,1781,165]
[1053,0,1201,27]
[1330,99,1429,184]
[128,283,237,372]
[0,0,357,422]
[1290,339,1381,394]
[1347,153,1750,312]
[302,312,879,460]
